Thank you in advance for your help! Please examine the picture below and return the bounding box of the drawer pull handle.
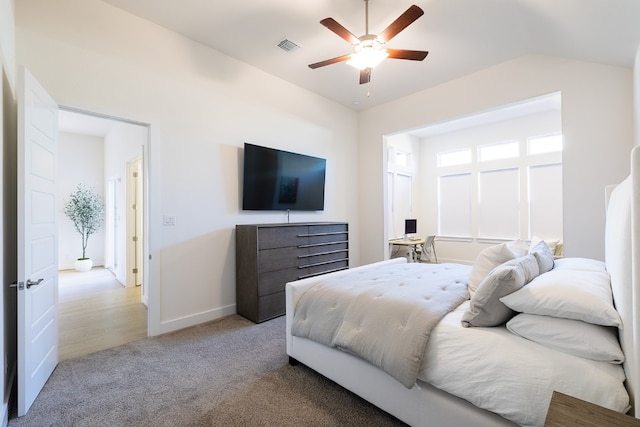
[298,240,348,249]
[298,249,348,259]
[297,232,347,237]
[298,258,349,269]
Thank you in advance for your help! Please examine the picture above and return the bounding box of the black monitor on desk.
[404,219,417,236]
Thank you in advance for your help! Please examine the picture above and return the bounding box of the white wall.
[0,0,14,90]
[57,131,105,269]
[636,44,640,147]
[15,0,359,335]
[359,55,634,264]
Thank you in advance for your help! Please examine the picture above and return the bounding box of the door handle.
[9,278,44,290]
[26,278,44,289]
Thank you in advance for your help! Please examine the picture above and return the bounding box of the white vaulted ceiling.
[101,0,640,111]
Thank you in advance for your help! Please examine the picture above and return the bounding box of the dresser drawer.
[305,241,348,255]
[309,259,349,276]
[257,292,286,322]
[300,250,349,267]
[258,226,307,250]
[258,268,301,296]
[308,223,348,234]
[308,233,348,245]
[258,246,306,272]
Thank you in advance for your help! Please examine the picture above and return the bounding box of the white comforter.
[421,300,629,427]
[292,262,470,387]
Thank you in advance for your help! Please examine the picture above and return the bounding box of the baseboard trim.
[157,304,236,335]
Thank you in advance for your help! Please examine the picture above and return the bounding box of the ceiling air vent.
[276,37,301,53]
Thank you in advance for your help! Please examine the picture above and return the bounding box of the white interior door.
[17,66,59,416]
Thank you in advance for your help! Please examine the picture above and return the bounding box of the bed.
[285,145,640,427]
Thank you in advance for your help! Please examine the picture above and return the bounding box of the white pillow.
[500,269,621,327]
[462,255,538,327]
[506,313,624,364]
[553,257,606,272]
[467,241,524,297]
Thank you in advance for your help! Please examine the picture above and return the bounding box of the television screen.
[242,143,326,211]
[405,219,417,235]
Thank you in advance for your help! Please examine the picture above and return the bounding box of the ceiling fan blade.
[378,5,424,43]
[387,49,429,61]
[359,68,372,85]
[320,18,360,45]
[308,54,352,69]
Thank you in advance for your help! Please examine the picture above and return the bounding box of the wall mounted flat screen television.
[242,143,326,211]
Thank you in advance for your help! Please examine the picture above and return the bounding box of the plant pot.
[74,258,93,272]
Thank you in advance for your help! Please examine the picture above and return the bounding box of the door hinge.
[133,171,138,178]
[132,236,138,242]
[132,268,138,274]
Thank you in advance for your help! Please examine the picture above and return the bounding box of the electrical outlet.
[163,215,176,226]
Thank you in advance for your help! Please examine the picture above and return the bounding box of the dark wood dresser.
[235,222,349,323]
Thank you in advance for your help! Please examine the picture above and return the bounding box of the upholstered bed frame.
[285,145,640,425]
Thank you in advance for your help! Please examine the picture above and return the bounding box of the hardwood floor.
[58,268,147,361]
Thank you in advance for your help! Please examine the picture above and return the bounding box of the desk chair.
[417,235,437,263]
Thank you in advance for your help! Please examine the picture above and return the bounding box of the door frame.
[126,157,144,292]
[58,106,152,332]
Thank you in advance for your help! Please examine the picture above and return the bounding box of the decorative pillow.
[529,235,561,256]
[503,254,540,283]
[462,255,538,327]
[553,257,606,272]
[500,269,621,327]
[467,241,524,297]
[528,241,554,274]
[506,313,624,364]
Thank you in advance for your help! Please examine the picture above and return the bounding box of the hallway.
[58,268,147,361]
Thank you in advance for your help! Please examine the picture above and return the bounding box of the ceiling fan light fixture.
[347,43,389,70]
[310,3,426,83]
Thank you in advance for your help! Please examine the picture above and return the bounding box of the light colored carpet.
[9,315,406,426]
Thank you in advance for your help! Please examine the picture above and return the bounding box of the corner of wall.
[635,43,640,147]
[1,0,16,419]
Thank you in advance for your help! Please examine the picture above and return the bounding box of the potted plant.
[63,184,104,272]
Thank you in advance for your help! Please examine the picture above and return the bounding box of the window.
[478,141,519,162]
[528,134,562,155]
[436,135,563,241]
[478,168,520,239]
[528,164,563,238]
[438,149,471,167]
[438,173,472,237]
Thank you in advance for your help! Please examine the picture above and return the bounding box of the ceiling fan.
[309,0,428,85]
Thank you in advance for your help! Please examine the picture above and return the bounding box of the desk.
[389,238,424,262]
